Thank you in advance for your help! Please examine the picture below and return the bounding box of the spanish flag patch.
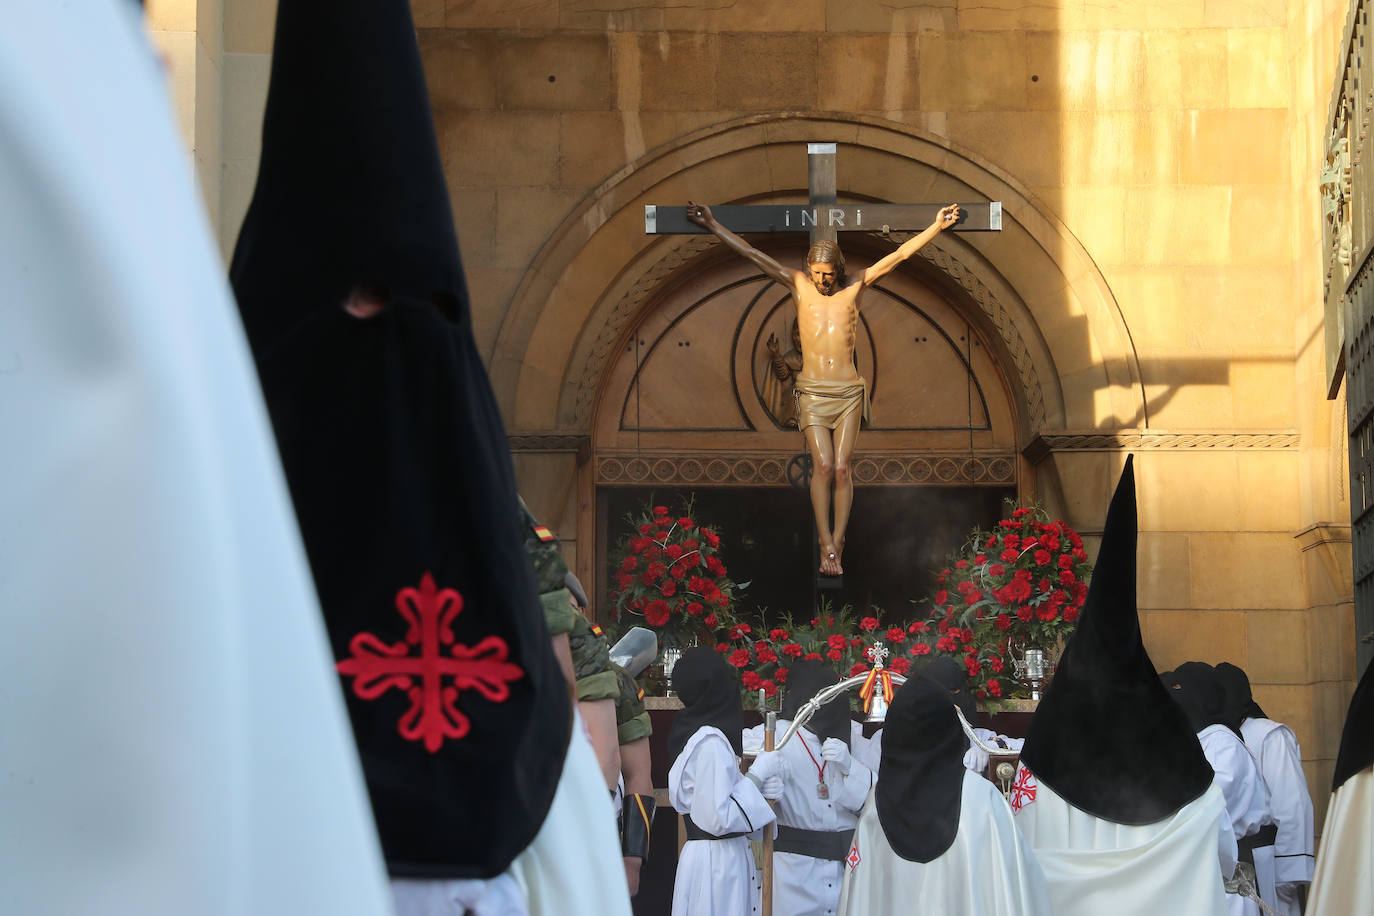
[636,687,645,701]
[532,524,556,543]
[590,623,604,637]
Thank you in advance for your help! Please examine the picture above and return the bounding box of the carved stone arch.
[491,112,1144,439]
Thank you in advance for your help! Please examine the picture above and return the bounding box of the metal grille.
[1349,266,1374,673]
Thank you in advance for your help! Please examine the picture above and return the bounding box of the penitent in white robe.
[669,727,777,916]
[1198,724,1277,916]
[0,3,393,914]
[838,769,1050,915]
[1241,717,1314,916]
[1013,767,1234,916]
[1305,765,1374,916]
[743,723,874,916]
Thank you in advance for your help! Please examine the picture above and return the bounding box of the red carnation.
[654,515,673,527]
[965,655,981,677]
[805,652,823,662]
[934,589,948,605]
[1004,533,1020,550]
[936,636,957,652]
[659,580,677,597]
[619,555,637,572]
[964,588,983,604]
[678,517,695,530]
[886,627,907,643]
[1073,547,1088,561]
[1000,548,1019,563]
[775,667,789,683]
[653,505,669,516]
[670,563,690,580]
[1013,507,1032,518]
[827,634,847,650]
[1016,605,1033,622]
[782,642,804,658]
[889,657,912,675]
[704,613,718,628]
[990,656,1004,673]
[1063,606,1080,623]
[910,643,932,656]
[1039,532,1061,550]
[644,599,670,627]
[769,628,790,641]
[1034,549,1052,566]
[956,559,969,569]
[684,538,700,551]
[826,648,843,662]
[860,616,880,631]
[665,544,684,561]
[974,553,989,565]
[850,637,864,648]
[1036,604,1058,622]
[988,564,1005,577]
[742,671,762,690]
[702,529,720,548]
[728,649,750,668]
[615,571,633,590]
[706,556,727,576]
[987,679,1002,698]
[762,679,778,698]
[995,613,1012,631]
[756,646,778,665]
[686,601,705,616]
[849,662,869,677]
[638,523,653,535]
[1059,569,1076,587]
[1058,554,1074,569]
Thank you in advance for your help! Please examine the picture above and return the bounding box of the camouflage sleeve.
[569,614,618,702]
[519,500,576,636]
[613,664,652,745]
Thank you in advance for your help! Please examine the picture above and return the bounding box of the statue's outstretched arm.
[686,202,799,287]
[861,204,960,286]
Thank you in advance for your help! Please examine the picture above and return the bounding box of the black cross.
[645,142,1002,242]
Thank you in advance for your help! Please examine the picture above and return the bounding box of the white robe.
[1306,765,1374,916]
[743,722,874,916]
[1198,724,1277,916]
[0,3,392,913]
[669,727,777,916]
[1014,769,1234,916]
[1241,717,1314,916]
[838,769,1052,915]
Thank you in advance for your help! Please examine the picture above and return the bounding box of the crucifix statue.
[647,143,1000,579]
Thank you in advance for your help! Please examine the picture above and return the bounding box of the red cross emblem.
[336,573,524,752]
[846,839,861,869]
[1010,765,1037,812]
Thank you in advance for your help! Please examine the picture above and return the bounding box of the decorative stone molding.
[1024,430,1301,464]
[508,434,591,453]
[597,451,1017,487]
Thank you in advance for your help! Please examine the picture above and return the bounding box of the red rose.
[703,613,718,627]
[849,662,869,677]
[741,671,762,690]
[886,627,907,643]
[826,648,843,661]
[1016,605,1033,622]
[827,634,847,650]
[775,667,789,683]
[782,642,804,658]
[965,655,981,677]
[728,649,750,668]
[910,643,932,656]
[987,679,1002,698]
[1034,549,1052,566]
[644,599,670,627]
[860,616,880,631]
[889,657,912,675]
[762,679,778,698]
[805,652,823,662]
[686,601,705,616]
[995,613,1012,631]
[1000,548,1019,563]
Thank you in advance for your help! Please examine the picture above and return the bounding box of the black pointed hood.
[1332,660,1374,790]
[1215,661,1267,727]
[874,675,967,862]
[781,660,850,747]
[1019,456,1213,824]
[1170,661,1241,738]
[921,656,978,725]
[669,647,744,763]
[230,0,467,356]
[228,0,569,880]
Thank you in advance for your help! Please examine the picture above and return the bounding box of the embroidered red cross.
[336,573,524,752]
[1010,765,1037,812]
[846,839,861,869]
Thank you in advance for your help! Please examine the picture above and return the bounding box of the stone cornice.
[508,434,592,454]
[597,450,1016,487]
[1024,430,1301,464]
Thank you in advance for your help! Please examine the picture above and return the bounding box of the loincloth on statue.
[793,375,870,430]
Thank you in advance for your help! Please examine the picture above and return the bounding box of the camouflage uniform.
[613,663,652,745]
[569,614,618,702]
[520,499,577,638]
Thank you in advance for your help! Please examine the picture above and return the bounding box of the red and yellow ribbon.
[858,667,894,713]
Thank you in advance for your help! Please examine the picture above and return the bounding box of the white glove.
[748,749,790,783]
[821,738,853,775]
[963,742,990,774]
[758,774,785,800]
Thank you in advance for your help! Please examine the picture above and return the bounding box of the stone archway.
[493,113,1145,585]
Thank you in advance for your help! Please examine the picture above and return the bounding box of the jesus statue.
[686,202,961,576]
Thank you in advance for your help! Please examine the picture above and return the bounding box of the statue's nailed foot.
[820,543,843,577]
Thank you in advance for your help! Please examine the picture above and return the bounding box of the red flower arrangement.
[907,504,1093,701]
[725,602,911,704]
[609,499,739,648]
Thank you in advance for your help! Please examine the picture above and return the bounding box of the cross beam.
[644,142,1002,240]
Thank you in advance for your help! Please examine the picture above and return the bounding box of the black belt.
[1237,824,1278,865]
[683,814,750,842]
[774,825,855,862]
